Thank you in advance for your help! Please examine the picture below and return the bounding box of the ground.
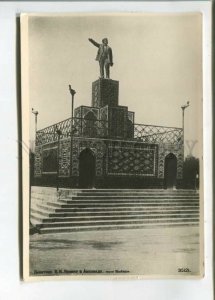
[29,226,201,278]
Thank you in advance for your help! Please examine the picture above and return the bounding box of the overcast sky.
[28,13,202,157]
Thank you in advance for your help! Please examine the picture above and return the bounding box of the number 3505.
[178,268,191,272]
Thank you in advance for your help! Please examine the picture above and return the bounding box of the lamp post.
[68,85,76,178]
[56,128,62,191]
[69,85,76,123]
[32,108,39,151]
[181,101,190,161]
[32,108,39,135]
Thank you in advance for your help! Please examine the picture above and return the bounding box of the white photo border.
[0,1,212,300]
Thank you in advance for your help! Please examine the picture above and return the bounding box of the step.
[61,195,199,201]
[58,199,199,205]
[31,213,200,224]
[31,208,50,217]
[36,203,199,212]
[44,200,199,208]
[31,214,48,223]
[38,217,199,228]
[49,209,199,218]
[74,192,199,198]
[37,212,200,223]
[55,207,199,214]
[58,202,199,208]
[66,189,198,193]
[36,204,56,212]
[31,211,199,222]
[31,188,200,233]
[55,202,199,209]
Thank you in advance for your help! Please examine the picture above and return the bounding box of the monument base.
[92,78,119,107]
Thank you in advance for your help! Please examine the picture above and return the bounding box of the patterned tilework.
[83,107,99,119]
[59,139,71,177]
[74,106,100,119]
[42,147,58,173]
[34,139,71,177]
[158,143,183,179]
[34,146,43,176]
[100,106,108,121]
[108,106,128,139]
[107,141,157,176]
[92,79,119,108]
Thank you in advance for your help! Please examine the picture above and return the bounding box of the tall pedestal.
[92,78,119,108]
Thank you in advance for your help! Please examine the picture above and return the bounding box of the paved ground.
[30,226,200,277]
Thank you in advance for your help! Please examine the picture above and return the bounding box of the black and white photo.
[21,12,203,280]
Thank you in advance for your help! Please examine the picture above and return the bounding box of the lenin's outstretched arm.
[88,38,100,48]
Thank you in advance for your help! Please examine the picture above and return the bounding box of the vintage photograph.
[21,13,203,279]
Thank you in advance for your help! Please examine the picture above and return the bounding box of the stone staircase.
[30,189,200,234]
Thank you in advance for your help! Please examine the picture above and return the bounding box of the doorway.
[164,153,177,189]
[79,148,96,188]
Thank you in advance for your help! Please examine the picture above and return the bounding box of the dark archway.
[164,153,177,189]
[79,148,96,188]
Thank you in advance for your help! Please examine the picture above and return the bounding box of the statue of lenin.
[88,38,113,79]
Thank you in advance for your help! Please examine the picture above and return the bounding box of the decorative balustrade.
[134,123,183,144]
[36,117,183,146]
[36,118,72,145]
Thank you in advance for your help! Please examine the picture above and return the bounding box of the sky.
[28,13,202,157]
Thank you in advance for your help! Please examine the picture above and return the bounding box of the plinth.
[92,78,119,108]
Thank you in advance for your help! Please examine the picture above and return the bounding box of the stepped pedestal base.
[30,187,199,234]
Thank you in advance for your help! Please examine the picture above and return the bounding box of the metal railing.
[36,117,183,146]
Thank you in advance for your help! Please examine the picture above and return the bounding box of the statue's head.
[102,38,108,45]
